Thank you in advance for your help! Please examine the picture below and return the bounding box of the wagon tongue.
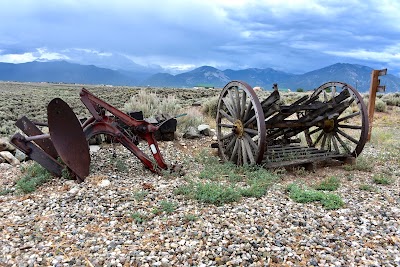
[47,98,90,182]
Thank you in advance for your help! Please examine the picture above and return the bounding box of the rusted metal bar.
[15,116,59,159]
[11,133,64,177]
[367,68,387,141]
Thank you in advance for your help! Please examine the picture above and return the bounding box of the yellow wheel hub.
[323,119,335,132]
[233,120,244,137]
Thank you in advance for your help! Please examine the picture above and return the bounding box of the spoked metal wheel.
[216,81,266,165]
[304,81,369,157]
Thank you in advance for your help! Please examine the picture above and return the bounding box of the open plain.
[0,82,399,266]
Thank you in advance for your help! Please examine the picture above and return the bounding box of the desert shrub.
[381,93,400,107]
[124,90,181,118]
[202,96,219,118]
[363,97,387,112]
[177,107,204,131]
[375,98,387,112]
[296,88,304,92]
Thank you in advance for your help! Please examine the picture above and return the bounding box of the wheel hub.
[232,120,244,137]
[322,119,335,133]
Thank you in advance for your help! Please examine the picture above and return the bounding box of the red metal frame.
[79,88,168,173]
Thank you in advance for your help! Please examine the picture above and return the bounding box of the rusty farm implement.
[215,81,369,168]
[11,89,172,182]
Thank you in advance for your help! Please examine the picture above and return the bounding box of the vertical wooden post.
[367,70,379,141]
[367,69,387,141]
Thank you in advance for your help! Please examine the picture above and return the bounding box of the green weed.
[112,157,128,172]
[183,213,198,222]
[359,184,377,192]
[16,163,52,193]
[343,156,373,172]
[194,182,242,205]
[132,190,149,201]
[372,174,392,185]
[287,183,344,210]
[0,188,13,195]
[314,176,340,191]
[131,212,147,224]
[159,200,177,213]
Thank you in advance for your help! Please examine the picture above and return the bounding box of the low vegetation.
[174,151,279,205]
[359,184,377,192]
[16,162,52,193]
[372,174,393,185]
[314,176,340,191]
[286,183,344,210]
[343,156,374,172]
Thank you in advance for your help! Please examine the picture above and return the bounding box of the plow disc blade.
[47,98,90,181]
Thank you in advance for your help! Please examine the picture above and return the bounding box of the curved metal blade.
[47,98,90,181]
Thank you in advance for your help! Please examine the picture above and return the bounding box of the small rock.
[90,145,101,153]
[99,179,111,187]
[14,149,27,162]
[198,124,210,132]
[68,187,80,195]
[0,151,20,166]
[0,137,15,152]
[183,127,201,139]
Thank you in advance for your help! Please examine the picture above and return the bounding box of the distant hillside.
[144,63,400,92]
[1,61,399,92]
[285,63,399,92]
[0,61,136,85]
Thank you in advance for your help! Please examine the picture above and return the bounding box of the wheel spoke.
[243,114,257,127]
[337,124,362,130]
[236,139,242,165]
[226,135,237,152]
[241,139,248,165]
[321,133,327,150]
[337,129,359,144]
[218,123,234,128]
[220,132,234,140]
[219,109,235,123]
[223,96,237,119]
[334,133,351,154]
[227,90,238,118]
[243,133,259,151]
[243,100,253,121]
[312,131,324,147]
[240,91,247,119]
[243,138,255,164]
[244,128,259,135]
[230,139,240,162]
[331,134,340,153]
[337,111,360,123]
[235,87,241,116]
[308,127,322,135]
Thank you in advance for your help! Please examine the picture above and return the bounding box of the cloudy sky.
[0,0,399,75]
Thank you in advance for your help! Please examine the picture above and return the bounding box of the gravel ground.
[1,137,399,267]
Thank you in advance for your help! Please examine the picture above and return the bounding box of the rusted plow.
[215,81,369,168]
[11,89,171,182]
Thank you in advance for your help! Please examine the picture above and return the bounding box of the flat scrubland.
[0,82,399,266]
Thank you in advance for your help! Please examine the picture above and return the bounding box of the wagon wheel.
[304,81,369,157]
[216,81,266,165]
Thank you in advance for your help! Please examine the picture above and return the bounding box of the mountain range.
[0,61,399,92]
